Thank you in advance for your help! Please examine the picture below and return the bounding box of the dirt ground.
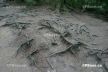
[0,6,108,72]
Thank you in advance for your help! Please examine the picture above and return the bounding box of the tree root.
[15,39,34,57]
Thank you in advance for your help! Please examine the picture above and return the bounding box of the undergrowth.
[9,0,108,20]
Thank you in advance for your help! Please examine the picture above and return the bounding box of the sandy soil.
[0,6,108,72]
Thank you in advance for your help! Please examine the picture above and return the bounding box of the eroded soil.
[0,6,108,72]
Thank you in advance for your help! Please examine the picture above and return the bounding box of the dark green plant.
[24,0,37,5]
[12,0,108,19]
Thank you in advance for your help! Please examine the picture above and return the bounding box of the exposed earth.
[0,5,108,72]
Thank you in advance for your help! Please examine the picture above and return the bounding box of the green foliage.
[13,0,108,18]
[24,0,38,5]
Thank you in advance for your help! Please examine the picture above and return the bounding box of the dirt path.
[0,6,108,72]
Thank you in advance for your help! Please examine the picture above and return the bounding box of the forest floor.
[0,5,108,72]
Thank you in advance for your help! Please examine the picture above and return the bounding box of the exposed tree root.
[15,39,34,57]
[88,48,108,72]
[0,22,31,29]
[14,19,96,72]
[38,19,90,56]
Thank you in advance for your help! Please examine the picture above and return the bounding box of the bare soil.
[0,6,108,72]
